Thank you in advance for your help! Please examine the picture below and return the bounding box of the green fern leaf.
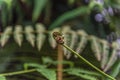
[104,42,118,72]
[90,36,102,61]
[25,26,35,47]
[77,74,97,80]
[1,2,8,27]
[24,63,56,80]
[37,69,56,80]
[42,57,53,64]
[66,68,101,80]
[24,63,47,69]
[49,6,89,30]
[110,61,120,77]
[32,0,48,22]
[0,76,6,80]
[3,0,12,10]
[14,25,23,46]
[100,40,109,69]
[66,68,101,76]
[75,30,88,55]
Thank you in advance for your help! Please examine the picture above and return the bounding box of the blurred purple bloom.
[107,6,114,16]
[95,13,103,22]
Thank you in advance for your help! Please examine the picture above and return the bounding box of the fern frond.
[100,40,109,69]
[61,26,71,58]
[75,30,88,55]
[14,25,23,46]
[66,68,102,80]
[104,42,118,72]
[90,36,102,61]
[67,30,78,59]
[0,27,12,47]
[25,26,35,47]
[36,23,46,51]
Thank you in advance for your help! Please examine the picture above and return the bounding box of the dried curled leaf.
[104,42,118,72]
[36,23,46,51]
[0,26,12,47]
[49,28,60,48]
[14,25,23,46]
[25,26,35,47]
[100,40,109,69]
[90,36,102,61]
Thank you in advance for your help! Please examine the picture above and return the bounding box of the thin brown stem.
[57,44,63,80]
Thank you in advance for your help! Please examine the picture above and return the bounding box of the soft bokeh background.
[0,0,120,80]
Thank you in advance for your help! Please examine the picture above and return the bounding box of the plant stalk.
[57,44,63,80]
[62,44,116,80]
[0,69,36,76]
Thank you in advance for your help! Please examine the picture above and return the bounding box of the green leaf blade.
[0,76,6,80]
[32,0,48,22]
[37,69,56,80]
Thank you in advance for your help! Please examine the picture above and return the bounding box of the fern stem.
[0,69,36,76]
[62,44,116,80]
[57,44,63,80]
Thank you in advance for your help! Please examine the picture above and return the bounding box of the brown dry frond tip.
[53,32,64,44]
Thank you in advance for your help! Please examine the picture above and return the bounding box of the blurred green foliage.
[0,0,120,80]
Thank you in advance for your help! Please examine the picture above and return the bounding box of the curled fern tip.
[52,32,64,44]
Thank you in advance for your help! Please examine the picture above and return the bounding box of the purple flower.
[94,13,103,22]
[107,6,114,16]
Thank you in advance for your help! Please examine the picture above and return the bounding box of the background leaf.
[14,25,23,46]
[32,0,48,22]
[37,69,56,80]
[110,60,120,77]
[36,23,46,51]
[66,68,102,80]
[0,27,12,47]
[49,6,89,30]
[0,76,6,80]
[25,26,35,47]
[104,42,118,72]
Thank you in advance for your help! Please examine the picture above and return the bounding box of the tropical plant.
[0,0,120,80]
